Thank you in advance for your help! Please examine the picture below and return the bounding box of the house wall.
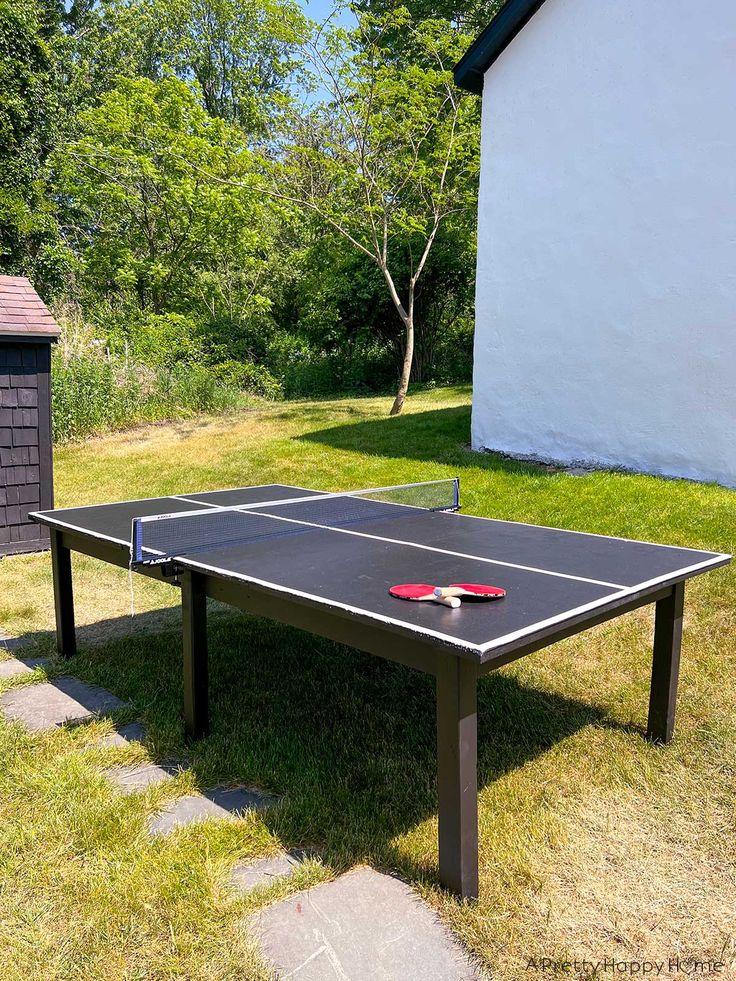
[472,0,736,485]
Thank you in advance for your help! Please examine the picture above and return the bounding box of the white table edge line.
[477,554,730,653]
[453,510,725,555]
[27,485,306,514]
[27,515,130,547]
[177,556,484,651]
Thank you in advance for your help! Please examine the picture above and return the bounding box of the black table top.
[32,484,730,659]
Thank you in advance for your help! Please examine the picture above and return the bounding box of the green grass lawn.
[1,386,734,980]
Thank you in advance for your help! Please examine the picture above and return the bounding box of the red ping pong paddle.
[389,584,461,608]
[435,583,506,601]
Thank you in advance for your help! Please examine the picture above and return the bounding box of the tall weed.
[51,353,243,442]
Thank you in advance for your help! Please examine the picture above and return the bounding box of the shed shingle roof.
[0,276,61,339]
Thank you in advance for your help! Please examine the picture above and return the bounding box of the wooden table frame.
[49,526,690,900]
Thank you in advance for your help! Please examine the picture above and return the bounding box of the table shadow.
[13,607,646,892]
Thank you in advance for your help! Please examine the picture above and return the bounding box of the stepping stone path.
[0,648,484,979]
[104,760,186,793]
[95,722,147,749]
[252,867,485,981]
[229,851,307,893]
[0,677,127,732]
[0,657,47,679]
[148,786,274,837]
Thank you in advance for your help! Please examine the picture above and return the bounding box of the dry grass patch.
[520,771,735,978]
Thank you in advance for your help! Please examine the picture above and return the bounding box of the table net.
[130,478,460,566]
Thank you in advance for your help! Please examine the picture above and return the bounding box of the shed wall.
[0,342,52,554]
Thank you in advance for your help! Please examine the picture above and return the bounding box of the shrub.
[51,351,242,442]
[127,313,206,368]
[51,355,140,441]
[210,360,283,400]
[151,363,242,415]
[432,318,474,384]
[265,331,397,398]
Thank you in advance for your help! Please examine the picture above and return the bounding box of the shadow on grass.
[298,405,552,476]
[3,605,184,655]
[17,607,640,890]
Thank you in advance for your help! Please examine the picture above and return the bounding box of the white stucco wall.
[472,0,736,486]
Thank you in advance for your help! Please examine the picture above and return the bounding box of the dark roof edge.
[454,0,550,94]
[0,330,60,342]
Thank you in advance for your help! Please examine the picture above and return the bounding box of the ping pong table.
[30,480,730,900]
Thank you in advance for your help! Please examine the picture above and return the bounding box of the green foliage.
[279,348,396,398]
[124,313,207,368]
[211,359,283,399]
[280,221,475,385]
[3,0,479,424]
[55,76,273,318]
[68,0,305,133]
[0,0,71,294]
[431,316,474,383]
[354,0,503,39]
[51,350,245,441]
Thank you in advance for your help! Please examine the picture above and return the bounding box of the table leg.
[647,582,684,744]
[181,571,209,739]
[50,528,76,658]
[436,654,479,899]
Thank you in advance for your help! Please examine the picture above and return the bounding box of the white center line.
[236,508,627,590]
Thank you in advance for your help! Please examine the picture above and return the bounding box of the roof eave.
[0,329,60,342]
[454,0,550,93]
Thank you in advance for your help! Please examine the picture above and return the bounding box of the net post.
[453,477,460,510]
[131,518,143,565]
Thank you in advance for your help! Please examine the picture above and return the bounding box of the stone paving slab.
[0,630,34,653]
[252,867,485,981]
[95,722,147,748]
[229,851,307,893]
[0,677,127,731]
[148,786,275,837]
[104,760,186,793]
[0,657,47,679]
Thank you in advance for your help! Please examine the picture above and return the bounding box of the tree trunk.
[380,266,415,416]
[390,315,414,415]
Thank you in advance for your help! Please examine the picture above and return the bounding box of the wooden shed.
[0,276,60,556]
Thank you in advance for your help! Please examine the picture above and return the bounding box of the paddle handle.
[434,584,505,600]
[433,594,461,608]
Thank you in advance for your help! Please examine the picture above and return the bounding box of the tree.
[283,220,475,385]
[275,8,479,413]
[0,0,71,295]
[55,76,275,324]
[67,0,305,136]
[353,0,504,37]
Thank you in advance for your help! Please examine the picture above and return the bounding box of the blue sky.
[298,0,356,27]
[300,0,333,19]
